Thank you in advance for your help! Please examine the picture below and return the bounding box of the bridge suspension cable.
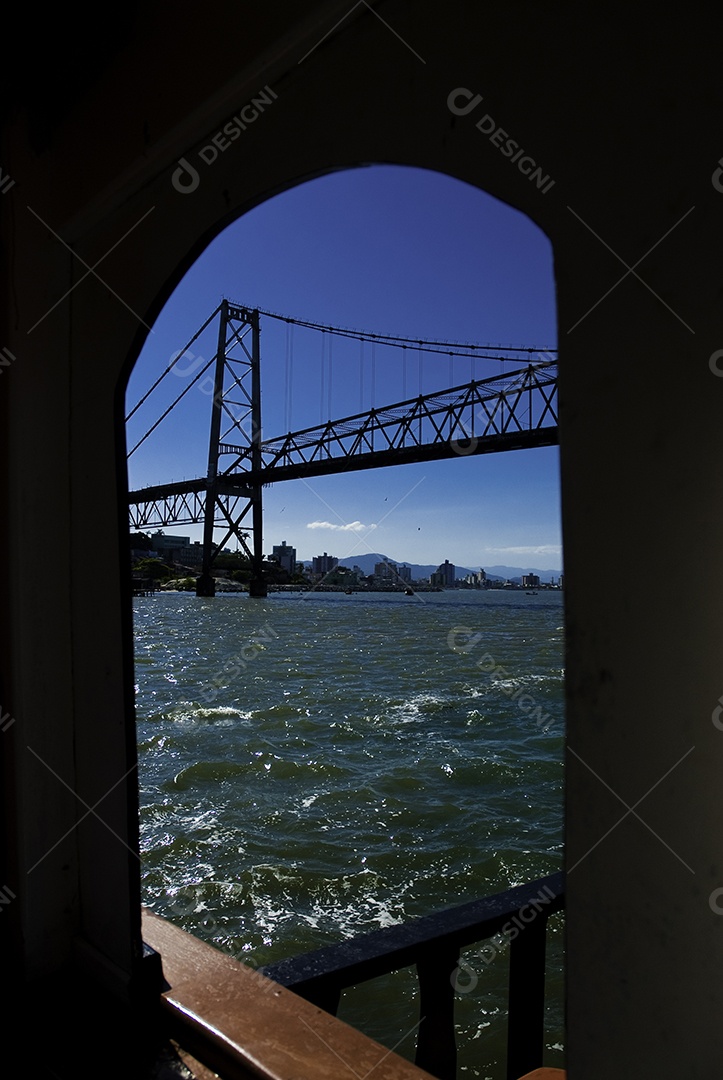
[251,304,555,363]
[128,303,557,459]
[126,352,216,457]
[125,303,222,423]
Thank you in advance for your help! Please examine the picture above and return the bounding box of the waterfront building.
[461,569,487,587]
[372,560,412,586]
[312,552,338,576]
[323,565,357,587]
[271,539,297,574]
[151,529,190,552]
[150,529,197,565]
[182,542,204,566]
[430,559,456,588]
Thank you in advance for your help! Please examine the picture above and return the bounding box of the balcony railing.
[262,871,565,1080]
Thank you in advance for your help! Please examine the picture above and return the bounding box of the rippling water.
[135,588,565,1078]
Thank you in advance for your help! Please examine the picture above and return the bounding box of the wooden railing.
[142,907,438,1080]
[262,872,565,1080]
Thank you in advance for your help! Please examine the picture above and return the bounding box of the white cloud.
[306,520,378,533]
[484,544,562,557]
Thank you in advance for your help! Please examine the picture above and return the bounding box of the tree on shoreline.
[132,557,171,581]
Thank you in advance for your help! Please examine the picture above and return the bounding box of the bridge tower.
[196,301,267,597]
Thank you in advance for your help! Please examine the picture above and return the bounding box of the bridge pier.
[195,572,216,597]
[248,576,267,598]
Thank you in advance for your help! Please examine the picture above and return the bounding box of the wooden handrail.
[142,908,437,1080]
[143,872,564,1080]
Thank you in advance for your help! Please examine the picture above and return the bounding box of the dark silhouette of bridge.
[127,301,558,596]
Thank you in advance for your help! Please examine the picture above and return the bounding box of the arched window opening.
[125,164,563,1077]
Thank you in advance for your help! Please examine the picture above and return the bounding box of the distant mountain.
[323,552,562,583]
[335,552,425,576]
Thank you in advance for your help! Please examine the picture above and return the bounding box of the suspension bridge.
[126,301,558,596]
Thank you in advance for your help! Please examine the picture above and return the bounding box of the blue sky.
[126,165,561,570]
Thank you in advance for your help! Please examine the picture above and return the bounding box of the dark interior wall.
[2,4,723,1075]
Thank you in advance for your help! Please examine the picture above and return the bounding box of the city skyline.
[137,526,563,582]
[126,165,562,569]
[135,529,563,586]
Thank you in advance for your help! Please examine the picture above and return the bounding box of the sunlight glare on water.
[135,588,565,1077]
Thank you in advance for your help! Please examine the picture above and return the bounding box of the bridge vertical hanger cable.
[371,341,376,408]
[284,319,295,432]
[359,338,364,411]
[284,320,290,432]
[418,342,423,442]
[320,329,326,425]
[402,345,407,399]
[288,322,294,432]
[328,334,332,420]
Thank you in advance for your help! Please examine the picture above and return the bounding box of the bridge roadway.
[128,362,558,528]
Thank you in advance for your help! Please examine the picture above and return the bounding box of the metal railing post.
[415,944,459,1080]
[506,914,548,1080]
